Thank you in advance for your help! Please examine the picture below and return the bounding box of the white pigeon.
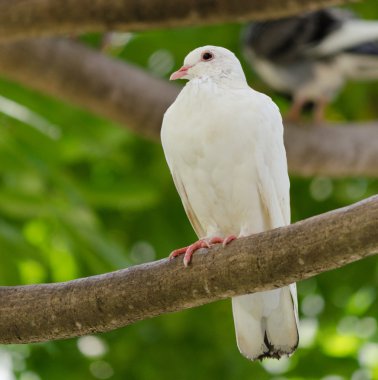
[161,46,299,360]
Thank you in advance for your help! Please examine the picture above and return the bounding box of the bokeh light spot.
[130,241,156,264]
[89,361,114,379]
[299,318,318,348]
[358,343,378,368]
[322,334,359,357]
[77,336,108,358]
[310,177,333,201]
[262,357,291,374]
[148,49,175,77]
[347,287,376,315]
[301,294,325,317]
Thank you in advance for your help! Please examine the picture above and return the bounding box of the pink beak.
[170,65,192,80]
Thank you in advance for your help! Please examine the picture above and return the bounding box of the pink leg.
[222,235,237,247]
[209,235,237,247]
[169,235,237,267]
[313,98,328,125]
[208,236,223,244]
[285,98,306,123]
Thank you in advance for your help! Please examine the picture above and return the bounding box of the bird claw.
[169,235,237,267]
[208,235,237,247]
[183,240,210,267]
[221,235,237,247]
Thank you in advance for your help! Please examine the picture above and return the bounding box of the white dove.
[161,46,299,360]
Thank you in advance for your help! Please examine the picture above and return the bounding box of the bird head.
[170,45,246,84]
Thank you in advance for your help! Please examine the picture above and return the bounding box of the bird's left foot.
[284,98,306,124]
[208,235,237,247]
[313,97,328,125]
[169,240,210,267]
[169,235,237,267]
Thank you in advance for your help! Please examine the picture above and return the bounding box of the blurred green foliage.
[0,1,378,379]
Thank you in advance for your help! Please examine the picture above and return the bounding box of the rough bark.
[0,0,352,42]
[0,195,377,344]
[0,38,376,178]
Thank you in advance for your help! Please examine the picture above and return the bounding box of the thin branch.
[0,0,353,43]
[0,195,377,344]
[0,38,376,178]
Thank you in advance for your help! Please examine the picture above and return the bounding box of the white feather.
[161,46,298,360]
[309,20,378,57]
[337,53,378,80]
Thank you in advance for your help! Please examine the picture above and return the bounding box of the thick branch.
[0,38,177,138]
[0,196,377,344]
[285,122,378,177]
[0,0,352,42]
[0,38,376,178]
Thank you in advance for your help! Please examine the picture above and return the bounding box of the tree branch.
[0,0,352,43]
[0,38,177,139]
[0,38,376,178]
[0,195,376,344]
[285,122,378,177]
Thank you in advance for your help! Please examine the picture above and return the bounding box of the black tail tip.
[256,331,298,361]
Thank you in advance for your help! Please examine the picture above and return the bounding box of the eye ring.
[201,51,214,61]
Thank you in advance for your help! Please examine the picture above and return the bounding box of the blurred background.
[0,1,377,380]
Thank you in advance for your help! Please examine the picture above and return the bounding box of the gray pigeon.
[244,8,378,122]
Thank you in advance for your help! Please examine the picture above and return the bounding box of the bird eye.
[201,52,214,61]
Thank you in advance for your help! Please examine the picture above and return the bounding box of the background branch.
[0,38,177,138]
[0,38,376,178]
[0,0,352,43]
[285,123,378,177]
[0,195,377,344]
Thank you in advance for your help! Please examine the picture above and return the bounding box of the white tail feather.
[338,54,378,80]
[232,284,299,360]
[310,20,378,56]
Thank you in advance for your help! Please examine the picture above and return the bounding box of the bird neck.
[187,71,248,91]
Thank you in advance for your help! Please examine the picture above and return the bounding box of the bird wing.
[254,95,290,228]
[253,97,298,324]
[243,9,344,64]
[232,93,298,360]
[309,19,378,57]
[170,170,206,238]
[245,8,378,62]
